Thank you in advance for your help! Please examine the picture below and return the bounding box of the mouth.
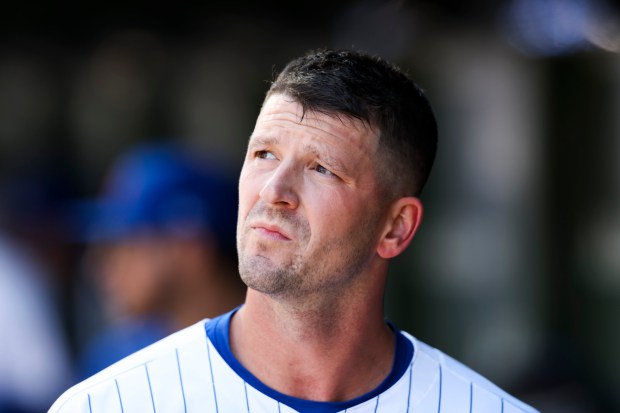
[251,222,291,241]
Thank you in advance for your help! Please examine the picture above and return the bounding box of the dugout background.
[1,1,620,412]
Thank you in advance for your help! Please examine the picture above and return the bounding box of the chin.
[239,256,301,297]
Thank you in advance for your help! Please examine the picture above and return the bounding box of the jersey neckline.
[204,306,414,413]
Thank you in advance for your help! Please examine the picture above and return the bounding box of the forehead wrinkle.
[255,94,380,171]
[257,94,376,145]
[249,135,279,147]
[261,114,348,143]
[259,99,367,144]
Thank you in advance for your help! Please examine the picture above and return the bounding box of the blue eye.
[315,164,334,176]
[256,151,276,160]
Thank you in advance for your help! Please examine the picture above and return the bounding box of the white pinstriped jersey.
[49,309,538,413]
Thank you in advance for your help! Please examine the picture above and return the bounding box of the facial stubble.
[237,202,381,301]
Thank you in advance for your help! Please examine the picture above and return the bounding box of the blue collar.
[205,307,413,413]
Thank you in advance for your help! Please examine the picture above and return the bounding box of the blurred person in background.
[74,143,245,378]
[0,167,74,413]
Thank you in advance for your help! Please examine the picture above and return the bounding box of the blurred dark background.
[1,1,620,412]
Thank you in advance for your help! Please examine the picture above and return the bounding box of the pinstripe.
[115,379,124,413]
[145,364,156,412]
[49,324,540,413]
[437,363,443,413]
[206,341,220,413]
[175,349,188,412]
[406,362,413,412]
[244,381,250,412]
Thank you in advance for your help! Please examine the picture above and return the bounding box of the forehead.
[253,94,379,153]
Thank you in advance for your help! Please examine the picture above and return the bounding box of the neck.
[229,279,394,402]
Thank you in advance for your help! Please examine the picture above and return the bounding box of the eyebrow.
[303,143,348,174]
[248,134,350,176]
[248,135,279,149]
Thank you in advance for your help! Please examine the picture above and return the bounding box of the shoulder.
[401,331,539,413]
[48,320,210,413]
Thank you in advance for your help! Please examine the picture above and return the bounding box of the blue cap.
[73,143,238,256]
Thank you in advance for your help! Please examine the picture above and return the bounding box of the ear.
[376,197,423,259]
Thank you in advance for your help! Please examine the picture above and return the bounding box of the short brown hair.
[267,48,438,197]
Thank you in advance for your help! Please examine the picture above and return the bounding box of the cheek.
[237,168,265,219]
[305,191,350,233]
[237,179,254,227]
[307,185,379,239]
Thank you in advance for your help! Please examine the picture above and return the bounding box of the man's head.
[237,49,437,304]
[266,48,437,198]
[79,143,239,318]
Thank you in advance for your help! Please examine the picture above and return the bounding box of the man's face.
[92,237,174,318]
[236,94,388,301]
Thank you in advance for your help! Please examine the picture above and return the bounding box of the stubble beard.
[237,203,381,301]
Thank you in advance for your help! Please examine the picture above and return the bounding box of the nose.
[259,162,300,208]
